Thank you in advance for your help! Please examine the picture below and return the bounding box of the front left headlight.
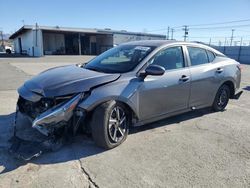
[32,93,83,136]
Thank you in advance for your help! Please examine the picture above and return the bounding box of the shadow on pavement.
[130,107,214,134]
[0,107,214,174]
[0,54,30,58]
[243,86,250,91]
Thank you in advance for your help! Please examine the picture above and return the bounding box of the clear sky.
[1,0,250,45]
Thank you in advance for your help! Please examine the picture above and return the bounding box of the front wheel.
[212,84,230,112]
[91,101,130,149]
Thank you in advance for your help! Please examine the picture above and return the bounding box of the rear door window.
[187,47,209,66]
[206,50,215,62]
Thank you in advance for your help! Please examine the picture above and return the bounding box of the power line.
[189,34,250,39]
[187,19,250,27]
[147,19,250,33]
[189,24,250,30]
[237,29,250,33]
[172,19,250,29]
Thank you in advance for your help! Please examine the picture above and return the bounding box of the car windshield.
[84,45,155,73]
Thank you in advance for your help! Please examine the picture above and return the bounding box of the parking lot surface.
[0,56,249,188]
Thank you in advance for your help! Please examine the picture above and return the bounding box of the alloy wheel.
[108,106,127,143]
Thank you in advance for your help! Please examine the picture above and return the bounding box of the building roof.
[9,25,166,39]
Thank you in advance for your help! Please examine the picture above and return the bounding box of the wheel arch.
[79,96,139,123]
[222,80,235,99]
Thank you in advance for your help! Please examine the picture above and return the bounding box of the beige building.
[9,25,166,57]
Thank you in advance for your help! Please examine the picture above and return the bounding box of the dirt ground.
[0,56,249,188]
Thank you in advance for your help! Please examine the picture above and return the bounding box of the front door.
[138,46,191,120]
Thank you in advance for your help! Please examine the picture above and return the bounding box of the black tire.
[6,49,11,54]
[91,101,130,149]
[212,84,230,112]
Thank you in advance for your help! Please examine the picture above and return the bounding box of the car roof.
[122,40,176,47]
[121,40,225,56]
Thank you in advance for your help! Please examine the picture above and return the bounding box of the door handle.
[179,75,189,82]
[216,68,223,73]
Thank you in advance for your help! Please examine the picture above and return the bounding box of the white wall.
[113,33,165,45]
[33,30,43,56]
[13,38,20,53]
[13,29,43,56]
[20,30,33,56]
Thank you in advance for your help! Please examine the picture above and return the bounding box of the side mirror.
[139,64,165,78]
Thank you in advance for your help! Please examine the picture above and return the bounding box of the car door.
[138,46,191,120]
[186,46,223,108]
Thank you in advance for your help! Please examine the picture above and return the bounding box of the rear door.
[138,46,191,120]
[186,46,223,107]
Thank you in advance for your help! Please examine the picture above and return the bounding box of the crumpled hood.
[18,65,120,100]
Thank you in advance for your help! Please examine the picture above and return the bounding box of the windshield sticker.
[134,46,151,51]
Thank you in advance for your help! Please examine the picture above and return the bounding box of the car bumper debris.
[9,93,86,160]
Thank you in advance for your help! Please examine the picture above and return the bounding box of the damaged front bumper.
[32,93,83,136]
[9,93,86,160]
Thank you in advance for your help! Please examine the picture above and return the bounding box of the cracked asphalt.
[0,56,249,188]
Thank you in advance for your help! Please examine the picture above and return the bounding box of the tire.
[6,49,11,54]
[91,101,130,149]
[212,84,230,112]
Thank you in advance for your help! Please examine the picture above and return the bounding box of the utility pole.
[230,29,235,46]
[171,28,174,40]
[167,26,170,40]
[238,37,243,61]
[0,30,3,47]
[223,37,227,53]
[35,23,38,47]
[183,25,189,41]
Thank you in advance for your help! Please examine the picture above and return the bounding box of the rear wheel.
[91,101,130,149]
[212,84,230,111]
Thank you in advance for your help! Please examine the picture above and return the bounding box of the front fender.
[78,78,141,119]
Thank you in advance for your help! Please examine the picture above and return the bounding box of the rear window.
[187,47,209,66]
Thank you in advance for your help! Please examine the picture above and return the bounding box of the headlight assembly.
[32,93,83,136]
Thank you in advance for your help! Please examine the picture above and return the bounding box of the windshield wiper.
[85,67,104,73]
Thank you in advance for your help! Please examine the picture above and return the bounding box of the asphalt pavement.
[0,56,249,188]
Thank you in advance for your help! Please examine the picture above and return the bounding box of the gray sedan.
[16,40,242,152]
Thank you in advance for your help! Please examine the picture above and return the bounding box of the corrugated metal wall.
[213,46,250,64]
